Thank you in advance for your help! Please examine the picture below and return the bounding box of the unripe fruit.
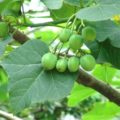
[68,57,79,72]
[56,58,67,72]
[41,52,57,70]
[80,54,96,71]
[82,26,96,41]
[0,22,9,38]
[69,34,83,51]
[4,16,17,25]
[59,29,72,42]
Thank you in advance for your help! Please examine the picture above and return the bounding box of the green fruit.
[41,52,57,70]
[82,26,96,41]
[80,55,96,71]
[69,34,83,51]
[56,58,68,72]
[0,22,9,38]
[59,29,72,42]
[4,16,17,25]
[68,57,79,72]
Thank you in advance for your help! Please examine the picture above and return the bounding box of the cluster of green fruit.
[42,52,96,72]
[59,26,96,51]
[0,22,9,38]
[41,26,96,72]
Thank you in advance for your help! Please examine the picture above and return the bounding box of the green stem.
[104,64,109,84]
[65,14,75,28]
[77,24,82,33]
[81,19,85,27]
[21,0,26,23]
[58,43,63,54]
[54,42,61,54]
[29,15,50,18]
[49,35,59,45]
[65,48,70,57]
[71,17,77,31]
[16,19,68,27]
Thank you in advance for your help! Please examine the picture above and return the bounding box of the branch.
[77,69,120,106]
[0,110,22,120]
[16,19,68,27]
[10,19,68,43]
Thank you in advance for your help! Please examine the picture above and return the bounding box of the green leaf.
[109,70,120,86]
[68,83,95,107]
[34,28,58,44]
[0,67,8,102]
[76,4,120,21]
[109,30,120,48]
[0,36,13,56]
[64,0,89,7]
[51,3,77,20]
[82,102,120,120]
[64,0,80,6]
[92,64,117,83]
[1,40,77,112]
[41,0,63,9]
[0,0,10,13]
[1,0,21,17]
[95,0,120,4]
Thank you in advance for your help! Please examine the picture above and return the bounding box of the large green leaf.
[1,40,77,112]
[41,0,63,9]
[76,4,120,21]
[82,102,120,120]
[64,0,80,6]
[95,0,120,4]
[68,83,96,107]
[51,3,77,20]
[64,0,89,7]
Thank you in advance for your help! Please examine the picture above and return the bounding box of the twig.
[0,110,22,120]
[57,43,63,54]
[16,19,68,27]
[21,1,26,23]
[49,35,59,45]
[54,42,61,54]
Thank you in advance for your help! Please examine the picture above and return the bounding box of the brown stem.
[77,69,120,106]
[10,28,29,44]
